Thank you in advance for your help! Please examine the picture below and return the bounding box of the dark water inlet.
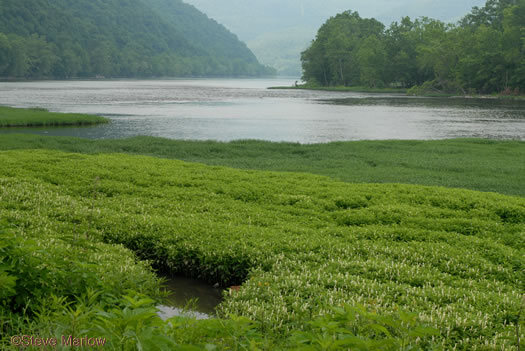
[157,276,224,320]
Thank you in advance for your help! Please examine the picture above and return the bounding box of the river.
[1,78,524,142]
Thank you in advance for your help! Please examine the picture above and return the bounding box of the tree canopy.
[301,0,525,94]
[0,0,275,79]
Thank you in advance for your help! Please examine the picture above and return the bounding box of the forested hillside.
[0,0,274,79]
[301,0,525,94]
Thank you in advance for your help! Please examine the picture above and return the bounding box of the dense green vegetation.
[1,134,524,197]
[0,149,523,349]
[0,106,108,127]
[301,0,525,94]
[2,214,439,351]
[0,0,274,79]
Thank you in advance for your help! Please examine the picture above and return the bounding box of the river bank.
[268,85,408,94]
[269,85,525,100]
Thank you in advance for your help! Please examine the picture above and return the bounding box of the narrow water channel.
[157,276,224,320]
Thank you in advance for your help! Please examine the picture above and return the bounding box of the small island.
[0,106,109,128]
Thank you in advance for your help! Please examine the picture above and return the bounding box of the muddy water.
[157,276,224,320]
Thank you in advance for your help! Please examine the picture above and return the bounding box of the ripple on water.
[1,79,524,142]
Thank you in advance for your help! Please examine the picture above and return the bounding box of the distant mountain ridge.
[0,0,273,78]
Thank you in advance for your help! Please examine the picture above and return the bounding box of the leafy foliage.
[287,305,440,350]
[2,287,439,350]
[302,0,525,94]
[0,0,274,78]
[0,150,523,349]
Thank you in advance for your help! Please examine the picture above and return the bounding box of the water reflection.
[158,275,224,320]
[0,79,524,142]
[324,96,525,111]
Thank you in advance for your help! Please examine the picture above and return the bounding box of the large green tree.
[383,17,425,87]
[301,0,525,94]
[301,11,384,86]
[357,35,386,87]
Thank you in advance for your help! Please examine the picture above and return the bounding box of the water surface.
[157,276,223,320]
[0,79,524,142]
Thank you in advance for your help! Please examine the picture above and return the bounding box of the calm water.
[158,276,223,320]
[1,79,524,142]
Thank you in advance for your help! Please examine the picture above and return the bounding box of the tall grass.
[1,134,523,197]
[0,106,108,127]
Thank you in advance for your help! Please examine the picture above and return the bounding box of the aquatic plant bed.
[0,149,523,349]
[0,106,109,127]
[1,135,524,197]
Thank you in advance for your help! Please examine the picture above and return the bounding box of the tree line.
[0,32,269,78]
[301,0,525,94]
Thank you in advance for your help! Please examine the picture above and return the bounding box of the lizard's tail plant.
[86,176,100,240]
[518,294,525,351]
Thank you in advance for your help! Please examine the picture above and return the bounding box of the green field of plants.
[0,107,109,127]
[1,149,523,350]
[1,134,524,197]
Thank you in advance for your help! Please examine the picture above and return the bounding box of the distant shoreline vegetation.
[0,74,278,82]
[0,106,109,127]
[300,0,525,96]
[268,85,408,94]
[268,84,525,99]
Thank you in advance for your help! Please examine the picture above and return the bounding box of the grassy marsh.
[0,106,109,127]
[1,134,524,197]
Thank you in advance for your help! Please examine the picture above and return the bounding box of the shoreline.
[269,85,525,100]
[268,85,408,94]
